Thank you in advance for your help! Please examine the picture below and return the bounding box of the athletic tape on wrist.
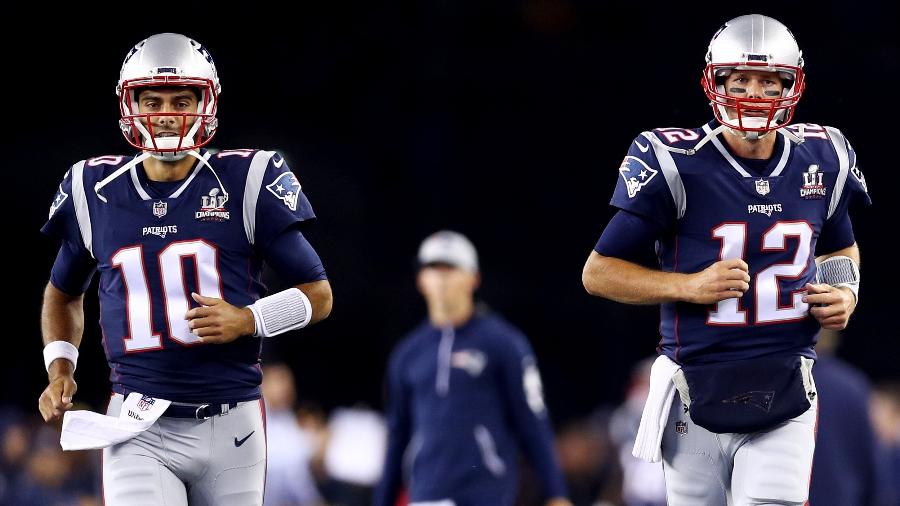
[816,255,860,302]
[247,287,312,337]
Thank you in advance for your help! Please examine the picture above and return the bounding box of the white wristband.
[816,255,860,303]
[43,341,79,373]
[246,287,312,338]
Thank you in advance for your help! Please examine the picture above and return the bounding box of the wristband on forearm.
[816,255,860,303]
[246,287,313,337]
[43,341,79,373]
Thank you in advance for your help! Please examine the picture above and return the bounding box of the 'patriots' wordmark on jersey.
[266,171,302,211]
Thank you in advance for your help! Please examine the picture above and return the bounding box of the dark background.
[3,1,896,425]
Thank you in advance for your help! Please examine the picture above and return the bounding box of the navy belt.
[163,401,240,420]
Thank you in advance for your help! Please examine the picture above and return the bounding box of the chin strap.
[94,149,227,205]
[187,150,229,206]
[94,152,153,203]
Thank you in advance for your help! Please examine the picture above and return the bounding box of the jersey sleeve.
[609,134,678,230]
[820,130,871,252]
[41,165,90,251]
[493,329,568,499]
[50,240,97,296]
[261,226,328,285]
[595,209,667,260]
[245,151,316,250]
[843,136,871,209]
[827,130,871,217]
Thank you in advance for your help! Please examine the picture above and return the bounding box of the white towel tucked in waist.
[632,355,681,462]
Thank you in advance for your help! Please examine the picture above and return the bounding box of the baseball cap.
[417,230,479,272]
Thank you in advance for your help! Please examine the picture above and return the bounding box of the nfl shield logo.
[153,201,168,218]
[137,395,156,411]
[755,179,770,196]
[675,421,688,435]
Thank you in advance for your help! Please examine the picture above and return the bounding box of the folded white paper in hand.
[60,392,171,451]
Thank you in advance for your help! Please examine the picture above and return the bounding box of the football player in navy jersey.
[37,33,332,505]
[582,15,869,506]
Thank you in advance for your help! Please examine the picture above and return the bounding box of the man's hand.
[185,293,256,344]
[682,258,751,304]
[545,499,574,506]
[804,283,856,330]
[38,359,77,423]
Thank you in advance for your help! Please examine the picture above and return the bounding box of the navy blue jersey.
[374,312,567,506]
[42,149,316,402]
[609,121,870,364]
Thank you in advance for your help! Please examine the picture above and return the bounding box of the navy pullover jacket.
[374,311,568,506]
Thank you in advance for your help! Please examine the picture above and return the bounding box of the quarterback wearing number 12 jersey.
[612,121,869,364]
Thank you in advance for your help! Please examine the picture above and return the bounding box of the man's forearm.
[41,282,85,379]
[41,282,85,348]
[582,251,687,305]
[295,279,333,324]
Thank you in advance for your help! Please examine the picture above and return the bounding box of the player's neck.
[427,298,475,328]
[142,154,197,182]
[722,129,777,160]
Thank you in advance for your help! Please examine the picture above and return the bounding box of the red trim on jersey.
[707,222,750,327]
[111,245,163,353]
[756,220,813,325]
[156,239,224,346]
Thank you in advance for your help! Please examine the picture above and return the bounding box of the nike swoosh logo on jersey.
[273,156,285,168]
[234,431,255,447]
[635,141,650,153]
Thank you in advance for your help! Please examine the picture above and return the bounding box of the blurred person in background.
[5,423,99,506]
[262,363,324,506]
[374,231,571,506]
[870,381,900,502]
[808,329,896,505]
[319,405,387,506]
[552,414,622,506]
[608,358,666,506]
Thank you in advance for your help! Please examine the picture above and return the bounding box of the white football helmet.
[701,14,805,138]
[116,33,221,160]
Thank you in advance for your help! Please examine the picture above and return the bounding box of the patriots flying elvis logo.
[49,184,69,219]
[619,156,658,198]
[266,171,302,211]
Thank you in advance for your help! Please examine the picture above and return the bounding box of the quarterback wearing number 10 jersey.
[42,148,320,402]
